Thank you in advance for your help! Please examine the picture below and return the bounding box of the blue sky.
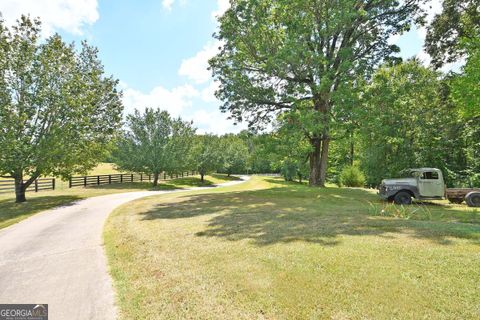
[0,0,443,134]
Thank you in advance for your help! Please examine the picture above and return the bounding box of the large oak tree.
[210,0,424,186]
[0,16,123,202]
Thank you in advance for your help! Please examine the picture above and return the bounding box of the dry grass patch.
[104,177,480,319]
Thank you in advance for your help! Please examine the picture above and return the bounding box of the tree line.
[1,1,479,203]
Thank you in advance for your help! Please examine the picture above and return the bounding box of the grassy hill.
[104,176,480,319]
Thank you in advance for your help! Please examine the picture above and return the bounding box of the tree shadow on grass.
[0,195,82,229]
[139,181,480,247]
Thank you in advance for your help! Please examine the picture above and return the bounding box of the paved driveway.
[0,177,247,319]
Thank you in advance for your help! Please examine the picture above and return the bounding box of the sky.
[0,0,447,134]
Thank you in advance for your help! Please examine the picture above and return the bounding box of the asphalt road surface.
[0,177,248,319]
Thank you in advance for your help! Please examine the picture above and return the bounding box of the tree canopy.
[210,0,424,186]
[190,134,223,182]
[0,16,123,202]
[425,0,480,69]
[114,108,195,186]
[450,38,480,119]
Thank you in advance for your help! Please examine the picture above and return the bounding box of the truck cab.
[415,169,445,198]
[378,168,445,205]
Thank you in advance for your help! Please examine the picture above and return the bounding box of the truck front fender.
[379,185,420,200]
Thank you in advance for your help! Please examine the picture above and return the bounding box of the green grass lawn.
[104,176,480,320]
[0,168,234,230]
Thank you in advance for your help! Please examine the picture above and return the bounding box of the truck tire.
[394,191,412,205]
[465,192,480,208]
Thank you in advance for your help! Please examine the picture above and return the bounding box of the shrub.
[339,166,366,187]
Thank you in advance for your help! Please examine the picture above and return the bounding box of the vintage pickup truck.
[378,168,480,207]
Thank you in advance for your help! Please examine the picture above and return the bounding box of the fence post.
[52,179,55,190]
[120,175,123,183]
[109,175,112,184]
[131,174,133,182]
[140,173,143,182]
[69,178,72,188]
[97,176,100,185]
[84,176,87,187]
[149,174,151,181]
[35,179,38,192]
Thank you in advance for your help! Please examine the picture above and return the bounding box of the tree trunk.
[309,137,322,186]
[318,137,330,187]
[200,173,205,182]
[350,130,355,166]
[309,96,330,187]
[152,172,159,186]
[14,176,27,203]
[308,137,329,187]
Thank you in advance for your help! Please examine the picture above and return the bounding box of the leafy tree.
[114,108,195,186]
[190,134,223,182]
[210,0,423,186]
[280,159,298,182]
[239,132,278,174]
[359,60,466,186]
[425,0,480,69]
[219,135,249,176]
[450,38,480,119]
[0,16,123,202]
[274,117,312,182]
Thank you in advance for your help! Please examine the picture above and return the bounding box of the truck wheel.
[394,191,412,205]
[448,198,464,204]
[465,192,480,208]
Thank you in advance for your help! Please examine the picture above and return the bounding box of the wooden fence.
[69,171,196,188]
[0,178,56,194]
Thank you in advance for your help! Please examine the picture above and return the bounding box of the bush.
[339,166,366,187]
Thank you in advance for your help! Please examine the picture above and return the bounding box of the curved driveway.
[0,177,248,320]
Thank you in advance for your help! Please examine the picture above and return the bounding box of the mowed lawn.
[0,163,235,230]
[104,176,480,320]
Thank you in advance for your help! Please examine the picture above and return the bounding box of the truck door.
[418,171,444,198]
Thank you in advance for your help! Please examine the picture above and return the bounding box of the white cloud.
[178,41,220,84]
[211,0,230,20]
[162,0,175,11]
[120,82,243,134]
[0,0,99,36]
[191,109,245,135]
[161,0,187,11]
[121,83,199,117]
